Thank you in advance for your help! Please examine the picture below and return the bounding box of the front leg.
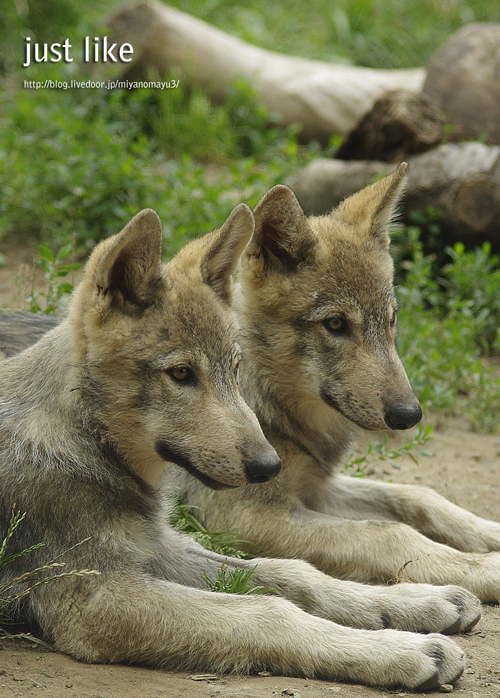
[246,556,481,635]
[173,476,500,604]
[307,474,500,553]
[159,528,481,635]
[197,494,500,604]
[41,572,466,692]
[288,507,500,604]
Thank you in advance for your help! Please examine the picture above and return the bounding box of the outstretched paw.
[376,583,481,635]
[358,629,466,691]
[414,636,465,690]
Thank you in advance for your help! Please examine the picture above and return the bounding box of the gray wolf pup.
[171,164,500,605]
[0,203,480,691]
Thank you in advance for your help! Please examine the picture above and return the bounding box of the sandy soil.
[0,241,499,698]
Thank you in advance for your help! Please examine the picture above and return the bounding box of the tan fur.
[170,165,500,607]
[0,203,479,690]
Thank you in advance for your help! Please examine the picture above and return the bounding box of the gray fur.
[170,167,500,607]
[0,195,479,690]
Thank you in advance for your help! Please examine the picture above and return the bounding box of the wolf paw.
[411,635,465,691]
[378,633,466,691]
[352,630,466,690]
[375,583,481,635]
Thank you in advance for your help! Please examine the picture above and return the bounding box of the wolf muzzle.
[155,439,281,488]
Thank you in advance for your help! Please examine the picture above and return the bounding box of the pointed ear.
[201,203,254,304]
[93,208,163,309]
[334,162,408,248]
[248,185,315,271]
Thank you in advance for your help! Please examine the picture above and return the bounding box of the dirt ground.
[0,240,499,698]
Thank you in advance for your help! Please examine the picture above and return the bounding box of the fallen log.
[290,143,500,248]
[107,0,425,141]
[422,23,500,145]
[336,90,443,162]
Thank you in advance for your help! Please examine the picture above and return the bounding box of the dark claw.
[381,614,391,629]
[442,617,462,635]
[415,671,440,692]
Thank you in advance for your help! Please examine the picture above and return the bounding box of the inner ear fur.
[200,202,255,305]
[93,208,163,308]
[249,185,316,270]
[334,162,408,248]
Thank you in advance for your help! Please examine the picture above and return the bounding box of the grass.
[170,499,253,559]
[118,0,499,69]
[5,0,498,71]
[343,424,435,477]
[202,564,274,595]
[170,499,274,595]
[0,508,99,642]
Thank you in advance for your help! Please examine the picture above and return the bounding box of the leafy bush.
[25,243,81,314]
[440,242,500,354]
[0,68,167,250]
[343,424,434,477]
[0,64,304,253]
[394,227,500,432]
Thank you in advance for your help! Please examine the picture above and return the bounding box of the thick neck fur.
[0,323,79,439]
[0,322,153,497]
[236,288,359,475]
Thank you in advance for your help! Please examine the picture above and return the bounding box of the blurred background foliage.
[0,0,499,431]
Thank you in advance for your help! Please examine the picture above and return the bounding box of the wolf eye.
[167,365,193,384]
[390,310,397,328]
[323,316,347,335]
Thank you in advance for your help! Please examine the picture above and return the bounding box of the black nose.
[244,453,282,484]
[384,402,422,430]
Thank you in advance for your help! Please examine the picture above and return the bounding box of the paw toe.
[415,671,440,692]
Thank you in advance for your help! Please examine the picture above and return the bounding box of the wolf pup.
[172,164,500,605]
[0,204,481,691]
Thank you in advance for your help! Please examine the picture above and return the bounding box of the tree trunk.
[336,90,443,162]
[422,23,500,145]
[106,0,425,141]
[290,143,500,248]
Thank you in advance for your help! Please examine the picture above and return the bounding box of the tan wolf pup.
[0,203,481,691]
[171,164,500,605]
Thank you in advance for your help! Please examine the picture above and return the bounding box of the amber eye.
[323,316,347,335]
[167,365,193,383]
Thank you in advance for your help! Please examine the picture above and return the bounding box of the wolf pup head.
[71,205,280,490]
[238,164,421,459]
